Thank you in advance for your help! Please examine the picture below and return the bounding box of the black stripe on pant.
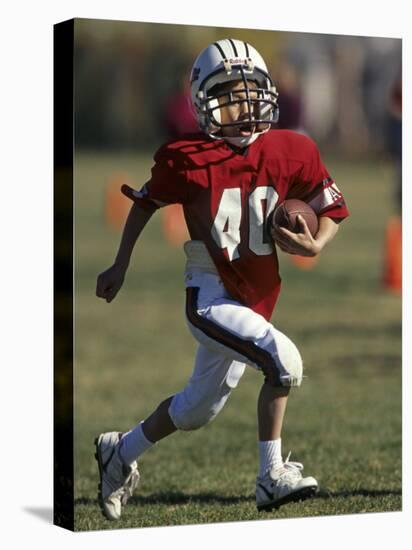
[185,287,281,386]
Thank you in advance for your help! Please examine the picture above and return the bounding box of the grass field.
[73,151,402,531]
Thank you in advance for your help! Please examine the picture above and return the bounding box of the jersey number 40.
[211,186,279,261]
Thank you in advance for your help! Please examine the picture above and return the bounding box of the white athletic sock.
[258,438,283,477]
[119,422,154,466]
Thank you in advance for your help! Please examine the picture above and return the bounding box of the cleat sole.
[94,436,109,520]
[257,485,318,512]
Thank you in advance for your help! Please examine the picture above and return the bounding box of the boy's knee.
[258,326,303,387]
[168,393,228,431]
[169,403,218,431]
[172,411,215,431]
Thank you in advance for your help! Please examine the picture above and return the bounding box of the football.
[272,199,319,237]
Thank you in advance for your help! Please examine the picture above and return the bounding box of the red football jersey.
[135,130,349,320]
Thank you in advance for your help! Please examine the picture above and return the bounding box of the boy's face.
[216,80,269,138]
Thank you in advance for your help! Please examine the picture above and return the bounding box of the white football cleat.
[256,453,318,511]
[94,431,140,520]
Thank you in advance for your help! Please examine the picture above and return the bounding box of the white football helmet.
[190,38,279,144]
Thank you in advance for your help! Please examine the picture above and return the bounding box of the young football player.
[95,38,349,520]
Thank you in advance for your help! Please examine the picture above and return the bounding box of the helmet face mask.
[205,83,278,133]
[190,39,279,141]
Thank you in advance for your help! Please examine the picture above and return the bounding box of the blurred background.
[72,18,402,531]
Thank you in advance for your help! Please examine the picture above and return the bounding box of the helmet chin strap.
[223,133,260,148]
[208,125,271,148]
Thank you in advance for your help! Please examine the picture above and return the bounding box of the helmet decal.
[190,67,201,83]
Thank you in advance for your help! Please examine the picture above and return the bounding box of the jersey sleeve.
[288,137,349,220]
[131,143,189,212]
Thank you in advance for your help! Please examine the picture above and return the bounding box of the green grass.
[73,152,401,531]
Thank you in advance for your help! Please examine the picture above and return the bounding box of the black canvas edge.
[53,18,75,532]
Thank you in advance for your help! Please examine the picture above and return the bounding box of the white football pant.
[168,242,303,432]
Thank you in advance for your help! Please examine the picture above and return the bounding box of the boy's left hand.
[271,215,322,257]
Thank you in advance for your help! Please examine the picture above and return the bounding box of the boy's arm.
[272,215,339,257]
[96,202,155,303]
[310,216,340,252]
[114,201,155,269]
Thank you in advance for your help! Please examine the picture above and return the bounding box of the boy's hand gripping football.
[96,263,126,303]
[271,215,321,257]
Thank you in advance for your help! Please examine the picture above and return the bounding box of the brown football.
[272,199,319,237]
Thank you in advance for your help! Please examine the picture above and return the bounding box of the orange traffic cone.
[105,173,134,231]
[290,255,319,270]
[383,216,402,293]
[162,204,189,246]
